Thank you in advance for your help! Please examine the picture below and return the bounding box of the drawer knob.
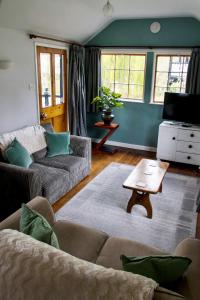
[187,156,191,160]
[172,137,176,140]
[190,133,194,137]
[188,145,193,148]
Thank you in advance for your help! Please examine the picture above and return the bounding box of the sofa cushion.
[5,138,33,168]
[32,147,47,160]
[45,131,71,157]
[30,163,70,204]
[0,229,158,300]
[36,155,87,174]
[20,203,59,248]
[53,220,109,263]
[121,255,191,286]
[96,236,166,270]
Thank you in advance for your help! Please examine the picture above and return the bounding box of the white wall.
[0,27,38,134]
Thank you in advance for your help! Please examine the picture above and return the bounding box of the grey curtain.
[186,48,200,94]
[68,45,87,136]
[85,47,101,112]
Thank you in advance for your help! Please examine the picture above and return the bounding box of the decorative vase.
[101,109,114,125]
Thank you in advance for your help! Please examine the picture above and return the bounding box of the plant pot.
[101,110,114,125]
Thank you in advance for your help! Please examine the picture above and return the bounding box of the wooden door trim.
[36,46,68,130]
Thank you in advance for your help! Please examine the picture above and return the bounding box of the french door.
[36,46,68,132]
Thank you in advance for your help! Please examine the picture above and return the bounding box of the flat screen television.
[163,92,200,125]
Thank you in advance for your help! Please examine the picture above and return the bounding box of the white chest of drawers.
[157,121,200,166]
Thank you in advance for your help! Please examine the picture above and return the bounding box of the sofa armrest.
[173,238,200,300]
[70,135,91,163]
[0,162,42,221]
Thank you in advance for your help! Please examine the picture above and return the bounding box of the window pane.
[156,56,170,72]
[115,55,129,70]
[102,69,114,85]
[55,54,64,105]
[154,87,166,102]
[115,84,128,98]
[129,71,144,85]
[102,55,115,69]
[129,85,143,99]
[40,53,52,108]
[153,54,190,102]
[155,72,168,87]
[130,55,145,70]
[115,70,129,84]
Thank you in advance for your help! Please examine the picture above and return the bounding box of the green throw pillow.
[121,255,191,286]
[45,131,72,157]
[20,204,59,249]
[5,138,33,168]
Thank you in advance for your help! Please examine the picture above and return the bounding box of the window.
[153,54,190,103]
[101,53,146,101]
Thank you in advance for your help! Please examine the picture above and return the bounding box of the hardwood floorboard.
[52,148,200,238]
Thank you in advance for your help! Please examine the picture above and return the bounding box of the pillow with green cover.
[20,203,59,249]
[121,255,191,286]
[5,138,33,168]
[45,131,72,157]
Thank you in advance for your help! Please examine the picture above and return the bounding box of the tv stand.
[157,121,200,166]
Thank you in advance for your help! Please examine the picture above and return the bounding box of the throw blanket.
[0,230,158,300]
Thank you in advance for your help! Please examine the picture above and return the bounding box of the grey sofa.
[0,196,200,300]
[0,125,91,221]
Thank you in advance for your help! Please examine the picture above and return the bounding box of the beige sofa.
[0,196,199,300]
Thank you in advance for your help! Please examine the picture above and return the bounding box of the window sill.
[149,101,163,106]
[120,98,144,104]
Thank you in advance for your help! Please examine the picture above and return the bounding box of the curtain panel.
[85,47,101,112]
[186,48,200,94]
[68,45,87,136]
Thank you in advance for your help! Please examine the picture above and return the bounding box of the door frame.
[34,42,69,130]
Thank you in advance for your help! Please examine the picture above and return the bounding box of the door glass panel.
[55,54,65,105]
[40,53,52,108]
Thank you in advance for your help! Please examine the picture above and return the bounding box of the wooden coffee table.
[123,159,169,218]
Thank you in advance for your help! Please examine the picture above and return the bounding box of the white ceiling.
[0,0,199,43]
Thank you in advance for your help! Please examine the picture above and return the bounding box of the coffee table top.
[123,159,169,194]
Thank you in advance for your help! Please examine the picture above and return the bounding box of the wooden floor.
[52,147,200,238]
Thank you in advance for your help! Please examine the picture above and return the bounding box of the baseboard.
[92,138,157,152]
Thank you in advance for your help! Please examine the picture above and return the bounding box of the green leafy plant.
[91,86,124,111]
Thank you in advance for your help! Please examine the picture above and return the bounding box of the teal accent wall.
[86,17,200,148]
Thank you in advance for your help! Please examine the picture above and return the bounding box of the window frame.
[151,50,191,105]
[101,49,148,103]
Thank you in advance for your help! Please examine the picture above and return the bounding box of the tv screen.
[163,92,200,125]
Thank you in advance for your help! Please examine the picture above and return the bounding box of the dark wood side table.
[94,122,119,153]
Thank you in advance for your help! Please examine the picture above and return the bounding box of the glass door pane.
[55,54,65,105]
[40,53,52,108]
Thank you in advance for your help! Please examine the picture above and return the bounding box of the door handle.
[40,112,48,120]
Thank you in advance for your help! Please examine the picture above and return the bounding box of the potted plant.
[91,86,123,125]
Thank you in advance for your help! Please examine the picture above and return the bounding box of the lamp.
[0,60,14,70]
[103,0,114,17]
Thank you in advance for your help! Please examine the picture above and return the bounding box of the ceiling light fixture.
[103,0,114,17]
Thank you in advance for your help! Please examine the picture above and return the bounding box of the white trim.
[92,138,157,152]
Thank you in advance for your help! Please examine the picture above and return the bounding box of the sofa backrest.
[0,125,47,156]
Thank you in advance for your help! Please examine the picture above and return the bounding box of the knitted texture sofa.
[0,197,200,300]
[0,125,91,220]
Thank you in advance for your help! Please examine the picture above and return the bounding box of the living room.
[0,0,200,299]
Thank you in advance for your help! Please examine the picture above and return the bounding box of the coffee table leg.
[126,190,153,219]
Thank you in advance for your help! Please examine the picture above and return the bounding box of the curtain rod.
[85,45,200,49]
[29,34,82,47]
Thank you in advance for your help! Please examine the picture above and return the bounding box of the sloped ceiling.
[0,0,199,44]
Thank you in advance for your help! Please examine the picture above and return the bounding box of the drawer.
[178,129,200,142]
[175,152,200,165]
[176,141,200,154]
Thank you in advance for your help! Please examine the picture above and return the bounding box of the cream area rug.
[56,162,200,252]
